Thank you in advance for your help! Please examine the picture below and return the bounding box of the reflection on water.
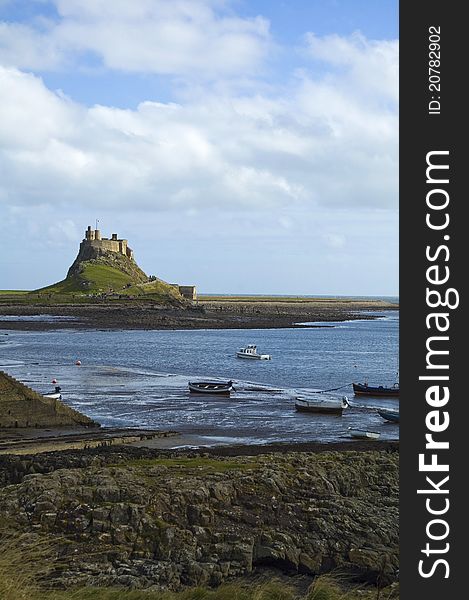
[0,312,399,444]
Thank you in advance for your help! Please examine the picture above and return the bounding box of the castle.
[72,225,197,300]
[83,225,134,260]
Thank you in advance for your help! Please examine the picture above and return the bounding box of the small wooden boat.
[352,382,399,397]
[236,344,271,360]
[188,380,233,395]
[377,409,400,423]
[295,394,348,415]
[348,428,381,440]
[43,386,62,400]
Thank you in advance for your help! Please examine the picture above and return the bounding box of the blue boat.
[353,382,399,397]
[377,409,400,423]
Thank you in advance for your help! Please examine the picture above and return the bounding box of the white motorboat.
[295,394,348,415]
[236,344,271,360]
[348,428,381,440]
[43,385,62,400]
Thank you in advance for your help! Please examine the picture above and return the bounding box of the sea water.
[0,311,399,445]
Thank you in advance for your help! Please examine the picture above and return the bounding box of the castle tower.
[80,225,135,261]
[119,240,128,256]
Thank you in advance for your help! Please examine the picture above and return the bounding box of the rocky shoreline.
[0,298,397,331]
[0,442,399,593]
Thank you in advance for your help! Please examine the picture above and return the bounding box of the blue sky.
[238,0,398,39]
[0,0,398,295]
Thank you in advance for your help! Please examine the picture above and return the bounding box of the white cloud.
[304,31,398,105]
[0,22,62,70]
[1,6,398,216]
[0,0,271,77]
[0,24,397,213]
[0,2,399,210]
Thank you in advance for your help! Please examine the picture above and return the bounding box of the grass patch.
[79,263,135,290]
[120,280,181,299]
[38,263,134,294]
[0,532,55,600]
[305,576,399,600]
[0,290,30,296]
[306,576,353,600]
[11,581,301,600]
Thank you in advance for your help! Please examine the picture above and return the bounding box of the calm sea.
[0,311,399,445]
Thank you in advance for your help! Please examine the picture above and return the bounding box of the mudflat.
[0,296,397,330]
[0,425,399,456]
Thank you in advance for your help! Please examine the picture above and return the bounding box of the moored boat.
[236,344,271,360]
[188,380,234,395]
[348,428,381,440]
[377,408,400,423]
[43,385,62,400]
[352,382,399,397]
[295,394,348,415]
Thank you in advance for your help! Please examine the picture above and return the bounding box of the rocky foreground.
[0,446,399,592]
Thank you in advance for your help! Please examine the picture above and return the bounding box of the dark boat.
[352,382,399,397]
[377,409,400,423]
[188,380,234,395]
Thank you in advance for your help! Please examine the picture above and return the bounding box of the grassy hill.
[1,235,186,306]
[39,262,138,294]
[35,261,183,303]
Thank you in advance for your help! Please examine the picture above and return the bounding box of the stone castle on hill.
[83,225,134,260]
[67,225,197,300]
[66,225,145,282]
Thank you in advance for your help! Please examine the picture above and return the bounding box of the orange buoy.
[75,360,82,366]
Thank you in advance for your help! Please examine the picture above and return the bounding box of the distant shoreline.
[0,296,398,331]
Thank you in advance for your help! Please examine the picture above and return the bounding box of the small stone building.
[171,285,197,301]
[178,286,197,301]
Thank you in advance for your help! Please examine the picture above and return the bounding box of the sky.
[0,0,398,295]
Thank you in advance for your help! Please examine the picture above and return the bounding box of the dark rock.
[0,450,398,591]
